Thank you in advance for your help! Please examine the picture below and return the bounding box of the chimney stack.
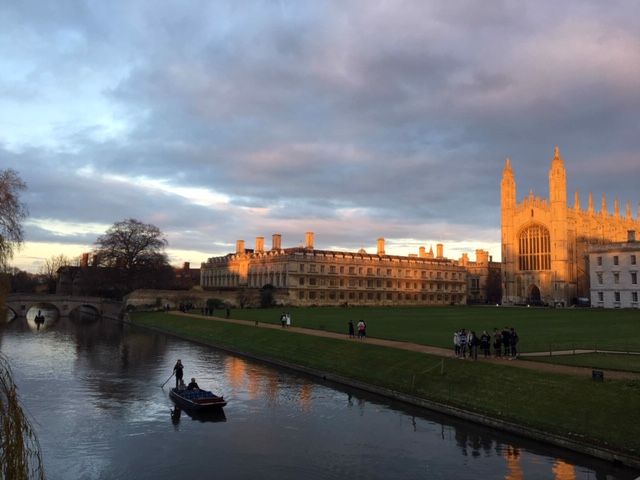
[419,246,426,257]
[255,236,264,253]
[305,231,314,250]
[436,243,444,259]
[475,249,489,264]
[272,233,282,251]
[377,238,385,255]
[236,240,245,254]
[183,262,190,270]
[81,253,89,267]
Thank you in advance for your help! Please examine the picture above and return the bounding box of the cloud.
[1,0,639,271]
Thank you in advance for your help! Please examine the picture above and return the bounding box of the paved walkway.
[173,312,640,380]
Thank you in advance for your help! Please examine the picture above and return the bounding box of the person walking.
[348,320,355,338]
[286,312,291,328]
[357,320,365,340]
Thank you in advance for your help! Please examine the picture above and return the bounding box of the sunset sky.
[2,1,639,272]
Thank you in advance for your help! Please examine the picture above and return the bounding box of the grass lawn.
[223,306,640,353]
[132,311,640,456]
[526,353,640,373]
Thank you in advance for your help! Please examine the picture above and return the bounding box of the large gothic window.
[518,224,551,271]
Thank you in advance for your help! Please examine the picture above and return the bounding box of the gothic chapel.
[501,147,640,306]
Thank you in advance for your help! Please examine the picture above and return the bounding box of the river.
[0,307,637,480]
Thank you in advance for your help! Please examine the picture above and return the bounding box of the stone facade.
[201,233,468,307]
[459,250,502,304]
[501,147,640,306]
[589,231,639,308]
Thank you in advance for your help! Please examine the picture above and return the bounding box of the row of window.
[299,276,461,291]
[596,272,638,285]
[596,291,639,303]
[299,263,460,279]
[297,290,462,303]
[596,254,637,266]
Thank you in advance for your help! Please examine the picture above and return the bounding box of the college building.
[589,230,639,308]
[501,147,640,306]
[200,233,469,307]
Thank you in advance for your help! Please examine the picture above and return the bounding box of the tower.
[548,146,569,304]
[501,158,516,302]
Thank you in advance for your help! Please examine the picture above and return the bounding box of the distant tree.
[94,219,168,270]
[0,169,28,269]
[94,219,169,291]
[39,254,71,293]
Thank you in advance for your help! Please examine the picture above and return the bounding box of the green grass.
[526,353,640,373]
[225,306,640,353]
[133,311,640,456]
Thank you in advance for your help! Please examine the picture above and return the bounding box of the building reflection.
[504,445,523,480]
[225,356,247,391]
[552,459,576,480]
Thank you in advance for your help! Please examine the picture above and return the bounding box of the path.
[173,312,640,380]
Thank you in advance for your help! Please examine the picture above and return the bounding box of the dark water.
[0,308,637,480]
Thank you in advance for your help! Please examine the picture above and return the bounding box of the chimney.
[305,231,314,249]
[475,249,489,264]
[255,236,264,253]
[629,230,637,242]
[183,262,190,270]
[377,238,385,255]
[272,233,282,251]
[236,240,245,254]
[80,253,89,267]
[460,253,469,266]
[419,246,426,257]
[436,243,444,259]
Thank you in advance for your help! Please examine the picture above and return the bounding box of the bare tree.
[94,219,169,291]
[94,219,168,270]
[0,170,28,269]
[39,254,72,294]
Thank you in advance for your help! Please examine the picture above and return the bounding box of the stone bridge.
[6,294,123,319]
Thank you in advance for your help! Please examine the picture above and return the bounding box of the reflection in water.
[0,316,637,480]
[169,405,227,426]
[26,306,59,331]
[553,459,576,480]
[505,445,523,480]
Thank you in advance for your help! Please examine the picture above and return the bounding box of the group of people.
[348,320,367,339]
[453,327,519,360]
[172,359,201,390]
[280,312,292,328]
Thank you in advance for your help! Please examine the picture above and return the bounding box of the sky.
[1,1,639,273]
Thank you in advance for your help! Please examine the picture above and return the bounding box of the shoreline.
[126,314,640,470]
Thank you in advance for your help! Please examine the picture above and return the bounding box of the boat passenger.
[187,378,200,390]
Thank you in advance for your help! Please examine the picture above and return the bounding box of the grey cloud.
[2,0,640,267]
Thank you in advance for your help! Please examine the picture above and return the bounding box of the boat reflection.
[170,406,226,424]
[26,307,59,331]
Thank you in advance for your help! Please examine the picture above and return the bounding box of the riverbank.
[130,311,640,469]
